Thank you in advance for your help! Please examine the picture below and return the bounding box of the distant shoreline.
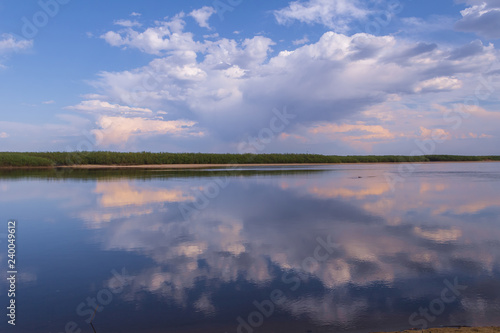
[380,327,500,333]
[1,160,499,170]
[1,152,499,168]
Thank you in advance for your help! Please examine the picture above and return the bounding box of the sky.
[0,0,499,154]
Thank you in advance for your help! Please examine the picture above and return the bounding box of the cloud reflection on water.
[1,164,499,330]
[75,164,500,328]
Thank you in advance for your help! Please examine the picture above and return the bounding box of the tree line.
[0,151,499,167]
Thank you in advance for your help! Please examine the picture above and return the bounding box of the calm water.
[1,162,500,333]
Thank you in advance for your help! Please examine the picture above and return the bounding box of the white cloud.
[0,33,32,54]
[42,100,55,104]
[67,100,153,114]
[274,0,369,32]
[93,30,496,143]
[130,12,142,17]
[0,33,33,67]
[309,123,395,141]
[77,11,500,153]
[414,76,462,93]
[458,104,500,119]
[100,14,199,55]
[189,6,216,29]
[81,93,107,100]
[279,121,396,151]
[114,19,142,28]
[419,126,450,141]
[92,116,202,146]
[292,36,310,45]
[455,0,500,39]
[0,132,9,138]
[203,33,219,39]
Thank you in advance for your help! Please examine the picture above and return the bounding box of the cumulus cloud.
[0,33,32,54]
[67,100,153,115]
[100,13,198,55]
[292,35,310,45]
[189,6,216,29]
[308,123,395,145]
[419,126,450,141]
[65,99,207,147]
[0,33,33,67]
[459,104,500,119]
[448,39,489,59]
[455,0,500,39]
[276,118,401,152]
[274,0,369,32]
[92,116,202,146]
[414,76,462,93]
[98,30,495,143]
[83,10,500,152]
[114,19,142,27]
[277,98,500,154]
[1,2,498,153]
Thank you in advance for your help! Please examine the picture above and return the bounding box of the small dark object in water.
[89,306,99,333]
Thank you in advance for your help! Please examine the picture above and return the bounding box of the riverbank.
[380,327,500,333]
[1,161,499,170]
[1,152,499,168]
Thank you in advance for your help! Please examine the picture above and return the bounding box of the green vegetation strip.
[0,152,499,167]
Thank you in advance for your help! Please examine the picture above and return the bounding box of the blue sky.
[0,0,499,154]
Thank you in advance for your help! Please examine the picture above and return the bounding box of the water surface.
[1,162,500,332]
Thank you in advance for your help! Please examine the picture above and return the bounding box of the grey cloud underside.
[455,0,500,39]
[448,40,487,60]
[455,10,500,39]
[472,0,500,8]
[487,68,500,76]
[383,42,438,64]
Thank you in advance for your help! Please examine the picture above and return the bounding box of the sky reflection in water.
[0,163,500,333]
